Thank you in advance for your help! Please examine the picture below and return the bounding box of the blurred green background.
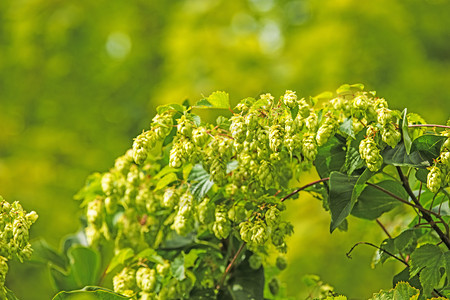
[0,0,449,299]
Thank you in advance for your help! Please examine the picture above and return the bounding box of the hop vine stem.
[408,124,450,129]
[396,167,450,250]
[216,242,246,291]
[281,177,330,202]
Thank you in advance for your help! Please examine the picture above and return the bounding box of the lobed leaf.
[351,180,404,220]
[410,244,447,297]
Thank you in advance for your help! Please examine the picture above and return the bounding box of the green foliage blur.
[0,0,448,299]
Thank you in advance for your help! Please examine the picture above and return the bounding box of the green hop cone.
[265,206,280,226]
[210,158,227,186]
[169,140,184,168]
[269,277,280,295]
[282,90,297,108]
[248,254,262,270]
[162,187,179,208]
[302,134,318,161]
[192,127,209,147]
[177,115,193,138]
[230,115,247,143]
[212,205,231,239]
[427,166,442,193]
[113,267,136,294]
[359,138,383,172]
[381,123,401,148]
[251,220,268,245]
[197,197,215,225]
[0,256,8,287]
[136,267,157,292]
[86,199,103,227]
[276,256,288,270]
[305,111,318,131]
[132,130,155,165]
[239,221,253,243]
[440,151,450,167]
[156,260,170,276]
[269,124,284,152]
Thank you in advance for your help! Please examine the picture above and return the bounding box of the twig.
[216,242,246,290]
[408,124,450,129]
[366,183,441,218]
[346,242,408,267]
[396,167,450,250]
[376,219,392,239]
[281,177,330,202]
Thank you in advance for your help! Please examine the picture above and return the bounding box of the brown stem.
[396,167,450,250]
[281,177,330,202]
[408,124,450,129]
[376,219,392,239]
[366,183,441,218]
[347,242,409,267]
[216,242,246,290]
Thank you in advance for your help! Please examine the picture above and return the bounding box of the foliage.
[2,1,450,298]
[3,84,443,299]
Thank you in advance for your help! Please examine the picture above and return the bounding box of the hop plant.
[359,137,383,172]
[136,267,157,292]
[427,166,442,193]
[302,133,318,161]
[381,123,401,148]
[282,90,297,108]
[113,267,136,295]
[212,205,231,239]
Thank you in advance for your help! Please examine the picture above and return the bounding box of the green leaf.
[393,267,422,291]
[74,173,104,206]
[410,244,446,297]
[184,249,206,269]
[156,103,185,115]
[329,169,373,232]
[339,117,355,139]
[195,91,230,109]
[401,109,412,155]
[351,180,403,220]
[410,135,447,162]
[68,246,101,287]
[30,238,67,269]
[382,141,431,167]
[155,172,178,191]
[52,286,131,300]
[106,248,134,274]
[313,91,333,101]
[372,238,396,266]
[154,165,179,179]
[415,168,429,183]
[136,248,165,265]
[195,98,213,107]
[315,135,347,178]
[370,282,420,300]
[217,251,265,300]
[393,229,418,254]
[188,164,214,200]
[171,255,185,281]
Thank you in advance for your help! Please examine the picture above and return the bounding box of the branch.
[408,124,450,129]
[376,219,392,239]
[281,177,330,202]
[346,242,409,267]
[396,167,450,250]
[366,183,441,218]
[216,242,246,290]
